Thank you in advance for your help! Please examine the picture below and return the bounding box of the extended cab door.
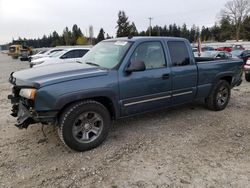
[119,41,172,116]
[166,40,198,104]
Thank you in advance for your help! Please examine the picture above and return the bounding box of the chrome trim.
[172,91,193,97]
[124,95,171,107]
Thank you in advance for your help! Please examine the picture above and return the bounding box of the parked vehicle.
[8,37,243,152]
[29,48,63,62]
[202,46,215,51]
[194,51,232,59]
[231,50,250,63]
[244,58,250,82]
[31,48,90,68]
[192,48,198,52]
[217,46,232,52]
[8,45,33,59]
[20,46,33,61]
[217,45,245,53]
[232,44,245,51]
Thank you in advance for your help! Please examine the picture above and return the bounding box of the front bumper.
[8,93,58,129]
[8,94,35,129]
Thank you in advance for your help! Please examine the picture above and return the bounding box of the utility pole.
[148,17,153,36]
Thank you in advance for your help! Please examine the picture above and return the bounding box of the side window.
[77,49,88,57]
[130,42,166,69]
[168,41,190,66]
[62,50,75,59]
[217,52,224,58]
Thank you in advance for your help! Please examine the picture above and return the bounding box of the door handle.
[162,74,170,80]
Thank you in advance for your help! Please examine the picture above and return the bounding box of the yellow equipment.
[8,45,33,59]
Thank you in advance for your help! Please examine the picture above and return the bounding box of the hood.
[11,62,108,88]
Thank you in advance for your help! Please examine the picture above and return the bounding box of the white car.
[29,48,64,62]
[32,48,90,68]
[194,51,232,59]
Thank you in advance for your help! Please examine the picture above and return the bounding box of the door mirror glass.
[126,60,146,73]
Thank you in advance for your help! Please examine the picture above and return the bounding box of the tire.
[245,73,250,82]
[58,100,111,152]
[205,80,231,111]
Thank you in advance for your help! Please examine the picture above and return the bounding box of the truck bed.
[195,58,243,99]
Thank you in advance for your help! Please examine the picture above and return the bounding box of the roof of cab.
[104,36,189,43]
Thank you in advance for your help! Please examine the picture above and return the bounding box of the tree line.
[9,0,250,48]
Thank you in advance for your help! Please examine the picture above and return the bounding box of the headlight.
[19,88,37,100]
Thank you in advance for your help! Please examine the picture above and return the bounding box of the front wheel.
[205,80,231,111]
[58,100,111,152]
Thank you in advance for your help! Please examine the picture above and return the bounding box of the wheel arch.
[55,91,120,122]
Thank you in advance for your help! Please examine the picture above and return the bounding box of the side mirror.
[126,60,146,73]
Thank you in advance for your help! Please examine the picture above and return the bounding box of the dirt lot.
[0,53,250,188]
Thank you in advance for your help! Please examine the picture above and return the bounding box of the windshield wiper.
[85,62,100,67]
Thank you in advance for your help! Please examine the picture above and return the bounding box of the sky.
[0,0,229,44]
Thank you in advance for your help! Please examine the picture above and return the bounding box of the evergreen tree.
[106,33,111,39]
[181,24,189,39]
[97,28,105,43]
[189,25,197,43]
[130,22,138,36]
[219,16,233,41]
[51,31,61,47]
[161,25,169,36]
[242,16,250,40]
[63,27,72,46]
[116,11,132,37]
[72,24,83,45]
[210,24,221,41]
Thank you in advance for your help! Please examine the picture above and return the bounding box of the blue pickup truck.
[8,37,243,151]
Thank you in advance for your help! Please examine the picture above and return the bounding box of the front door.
[119,41,172,116]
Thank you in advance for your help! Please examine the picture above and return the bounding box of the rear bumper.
[245,68,250,74]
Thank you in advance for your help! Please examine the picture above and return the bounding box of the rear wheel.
[245,73,250,82]
[205,80,231,111]
[58,100,111,152]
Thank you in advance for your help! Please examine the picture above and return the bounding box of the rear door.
[167,41,198,104]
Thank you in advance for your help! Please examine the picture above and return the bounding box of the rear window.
[168,41,190,66]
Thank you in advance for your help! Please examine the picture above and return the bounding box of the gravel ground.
[0,53,250,188]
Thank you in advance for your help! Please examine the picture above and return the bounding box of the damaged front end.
[8,81,58,129]
[8,86,36,129]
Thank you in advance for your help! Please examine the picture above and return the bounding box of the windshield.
[80,41,132,69]
[49,50,67,57]
[231,50,243,56]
